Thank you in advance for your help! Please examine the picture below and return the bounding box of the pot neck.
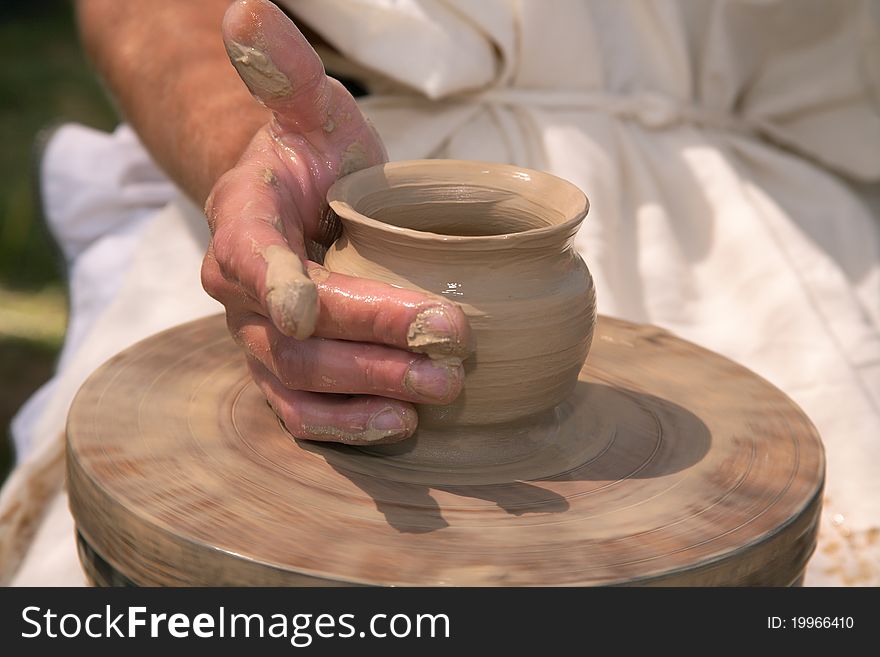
[338,215,583,265]
[326,159,590,265]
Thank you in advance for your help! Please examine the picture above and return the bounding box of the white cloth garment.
[1,0,878,586]
[1,125,222,585]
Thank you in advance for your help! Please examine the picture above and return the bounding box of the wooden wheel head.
[67,315,823,586]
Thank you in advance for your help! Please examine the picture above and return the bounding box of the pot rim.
[326,159,589,245]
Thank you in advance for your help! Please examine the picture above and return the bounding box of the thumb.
[222,0,382,146]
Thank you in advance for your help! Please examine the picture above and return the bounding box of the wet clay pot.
[325,160,596,465]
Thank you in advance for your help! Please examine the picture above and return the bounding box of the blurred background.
[0,2,117,483]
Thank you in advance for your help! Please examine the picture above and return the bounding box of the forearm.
[76,0,271,204]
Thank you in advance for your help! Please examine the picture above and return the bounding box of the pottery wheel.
[67,315,824,586]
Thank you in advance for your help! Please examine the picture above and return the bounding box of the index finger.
[206,147,318,340]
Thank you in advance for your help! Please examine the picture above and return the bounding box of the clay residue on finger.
[302,406,415,444]
[304,261,331,284]
[263,245,319,340]
[301,424,406,445]
[338,141,368,177]
[227,40,292,98]
[407,305,470,359]
[363,115,388,160]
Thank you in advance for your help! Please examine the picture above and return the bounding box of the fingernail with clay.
[404,359,462,403]
[406,306,467,357]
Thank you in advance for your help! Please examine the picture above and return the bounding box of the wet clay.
[226,41,292,98]
[66,314,824,585]
[262,245,318,340]
[325,160,596,443]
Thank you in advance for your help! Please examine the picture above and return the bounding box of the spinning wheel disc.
[67,315,823,586]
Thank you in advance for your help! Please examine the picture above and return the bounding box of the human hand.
[201,0,471,445]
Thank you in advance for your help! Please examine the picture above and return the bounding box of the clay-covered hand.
[201,0,470,445]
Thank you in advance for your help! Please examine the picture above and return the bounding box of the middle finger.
[232,312,465,404]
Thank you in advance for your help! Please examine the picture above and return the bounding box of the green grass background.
[0,2,118,483]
